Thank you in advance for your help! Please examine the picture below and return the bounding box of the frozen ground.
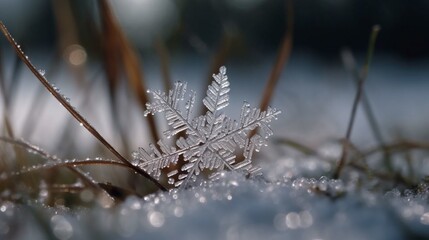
[1,172,429,240]
[1,53,429,239]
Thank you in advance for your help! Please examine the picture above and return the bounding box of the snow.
[1,171,429,240]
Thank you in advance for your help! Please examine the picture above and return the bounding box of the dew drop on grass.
[38,69,45,76]
[168,178,175,185]
[131,152,141,166]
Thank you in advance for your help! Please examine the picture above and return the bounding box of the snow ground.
[1,172,429,240]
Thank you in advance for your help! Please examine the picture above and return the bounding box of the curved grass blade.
[0,22,167,191]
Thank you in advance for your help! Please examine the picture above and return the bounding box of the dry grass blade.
[238,0,294,165]
[97,0,160,143]
[333,25,381,179]
[341,48,392,170]
[0,21,167,191]
[245,0,294,142]
[0,136,111,198]
[98,0,131,154]
[259,0,294,111]
[360,140,429,158]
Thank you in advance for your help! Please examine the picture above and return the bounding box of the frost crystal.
[133,66,281,188]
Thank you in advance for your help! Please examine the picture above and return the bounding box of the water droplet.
[129,200,141,210]
[421,212,429,225]
[65,44,87,66]
[0,205,6,213]
[198,196,206,203]
[285,212,300,229]
[38,69,45,76]
[51,215,73,240]
[148,211,165,228]
[173,207,183,217]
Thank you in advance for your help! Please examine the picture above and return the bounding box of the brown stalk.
[0,21,167,191]
[245,0,294,142]
[15,159,128,175]
[0,136,110,197]
[97,0,160,144]
[360,140,429,158]
[259,0,294,112]
[238,0,294,164]
[333,25,381,179]
[97,0,131,153]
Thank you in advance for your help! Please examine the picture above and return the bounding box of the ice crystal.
[133,66,281,188]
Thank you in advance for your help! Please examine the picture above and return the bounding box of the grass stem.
[333,25,381,179]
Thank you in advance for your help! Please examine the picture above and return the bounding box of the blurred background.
[0,0,429,189]
[1,0,429,58]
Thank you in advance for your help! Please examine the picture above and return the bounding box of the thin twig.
[0,22,167,191]
[341,48,391,170]
[333,25,381,179]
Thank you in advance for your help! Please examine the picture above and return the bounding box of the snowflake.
[132,66,281,188]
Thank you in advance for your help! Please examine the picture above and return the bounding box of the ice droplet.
[51,215,73,240]
[174,207,184,217]
[421,212,429,225]
[38,69,46,76]
[148,211,165,228]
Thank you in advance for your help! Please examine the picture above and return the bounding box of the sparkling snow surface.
[1,172,429,240]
